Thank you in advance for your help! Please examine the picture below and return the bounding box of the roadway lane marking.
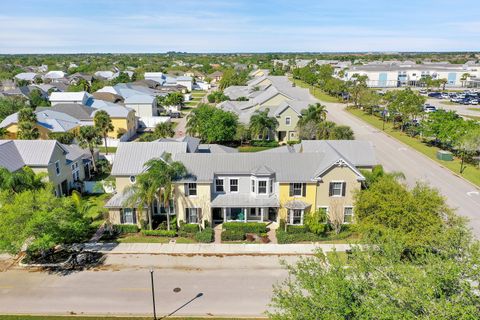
[467,191,479,197]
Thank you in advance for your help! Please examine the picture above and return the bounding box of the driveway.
[322,100,480,236]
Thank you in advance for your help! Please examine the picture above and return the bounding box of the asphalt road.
[323,100,480,236]
[427,98,480,118]
[0,255,302,317]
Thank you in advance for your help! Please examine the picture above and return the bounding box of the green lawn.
[238,146,277,152]
[97,146,117,153]
[115,234,197,244]
[0,317,265,320]
[466,115,480,121]
[347,108,480,187]
[440,101,458,106]
[467,107,480,112]
[290,78,341,103]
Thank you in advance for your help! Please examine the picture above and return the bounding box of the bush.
[276,230,320,244]
[221,229,246,241]
[141,230,176,237]
[223,222,267,234]
[182,223,201,234]
[195,227,214,243]
[287,225,308,233]
[250,140,279,147]
[114,224,139,234]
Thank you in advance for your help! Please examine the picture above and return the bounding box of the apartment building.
[106,139,376,228]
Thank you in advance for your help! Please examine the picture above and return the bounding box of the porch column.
[223,208,227,222]
[244,208,247,222]
[260,208,264,222]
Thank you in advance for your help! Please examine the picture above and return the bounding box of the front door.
[268,208,277,222]
[212,208,223,225]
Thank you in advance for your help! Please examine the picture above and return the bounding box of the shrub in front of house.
[287,225,308,233]
[178,222,201,237]
[195,227,214,243]
[222,222,267,234]
[221,229,246,241]
[276,230,321,244]
[250,140,279,147]
[114,224,139,234]
[141,230,176,237]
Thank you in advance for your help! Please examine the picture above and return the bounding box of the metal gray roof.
[0,141,25,172]
[284,200,311,210]
[111,142,189,176]
[12,140,66,167]
[197,144,238,153]
[211,193,279,208]
[38,103,94,120]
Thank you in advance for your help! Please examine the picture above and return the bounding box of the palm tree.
[153,122,175,139]
[316,121,336,140]
[461,73,471,88]
[17,108,39,140]
[0,166,45,193]
[0,127,8,139]
[94,110,114,155]
[124,155,187,231]
[249,109,278,140]
[77,126,102,172]
[299,103,328,126]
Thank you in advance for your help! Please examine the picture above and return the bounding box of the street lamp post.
[150,269,157,320]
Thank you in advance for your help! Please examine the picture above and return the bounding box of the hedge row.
[222,229,246,241]
[276,230,321,244]
[178,223,201,237]
[250,140,279,147]
[141,230,176,237]
[195,227,214,243]
[222,222,267,234]
[113,224,139,234]
[287,225,308,233]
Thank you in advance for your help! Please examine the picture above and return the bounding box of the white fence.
[138,116,170,129]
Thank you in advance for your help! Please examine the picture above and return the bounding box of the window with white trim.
[329,181,345,197]
[258,180,267,194]
[291,183,303,197]
[344,207,354,224]
[230,179,238,192]
[55,161,61,175]
[215,179,224,192]
[186,208,199,224]
[285,117,291,125]
[287,209,304,225]
[186,183,197,196]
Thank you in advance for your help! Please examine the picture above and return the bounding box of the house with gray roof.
[106,138,376,230]
[0,140,93,196]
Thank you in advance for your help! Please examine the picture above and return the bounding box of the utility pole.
[150,269,157,320]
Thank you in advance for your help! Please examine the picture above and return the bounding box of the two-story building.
[106,139,376,228]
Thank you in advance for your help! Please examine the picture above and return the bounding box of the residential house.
[94,71,119,81]
[249,69,269,78]
[0,140,93,196]
[43,71,67,83]
[218,76,316,142]
[208,71,223,83]
[50,91,90,106]
[14,72,40,84]
[106,139,376,228]
[176,76,193,92]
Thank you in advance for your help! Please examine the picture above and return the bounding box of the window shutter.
[119,209,124,224]
[342,182,347,197]
[198,208,202,223]
[133,209,137,224]
[289,183,294,197]
[184,183,189,196]
[302,183,306,197]
[329,182,334,197]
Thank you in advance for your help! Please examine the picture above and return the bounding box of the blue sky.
[0,0,479,53]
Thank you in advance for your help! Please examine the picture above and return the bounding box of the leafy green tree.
[0,166,45,194]
[68,78,90,92]
[164,92,184,107]
[0,186,91,255]
[77,126,101,172]
[93,110,114,155]
[456,127,480,173]
[207,91,228,103]
[249,109,278,140]
[29,89,50,108]
[235,123,250,145]
[347,74,368,108]
[330,125,355,140]
[47,132,76,144]
[110,72,131,85]
[360,165,404,188]
[0,127,7,139]
[17,107,39,140]
[0,96,26,123]
[186,104,238,143]
[139,122,175,142]
[386,88,425,132]
[219,69,248,90]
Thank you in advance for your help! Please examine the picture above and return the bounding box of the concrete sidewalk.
[81,242,351,255]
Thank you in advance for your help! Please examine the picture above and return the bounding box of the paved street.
[427,98,480,118]
[323,100,480,236]
[0,255,303,317]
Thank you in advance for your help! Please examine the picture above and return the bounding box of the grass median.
[290,78,341,103]
[347,108,480,187]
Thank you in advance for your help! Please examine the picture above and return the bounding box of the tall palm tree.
[298,103,328,127]
[94,110,114,155]
[124,155,187,231]
[249,109,278,140]
[153,122,175,139]
[17,108,39,140]
[77,126,102,172]
[0,166,45,193]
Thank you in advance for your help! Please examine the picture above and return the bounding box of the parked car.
[424,105,437,113]
[469,100,479,105]
[168,111,181,118]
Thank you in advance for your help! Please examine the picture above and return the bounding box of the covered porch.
[210,193,280,225]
